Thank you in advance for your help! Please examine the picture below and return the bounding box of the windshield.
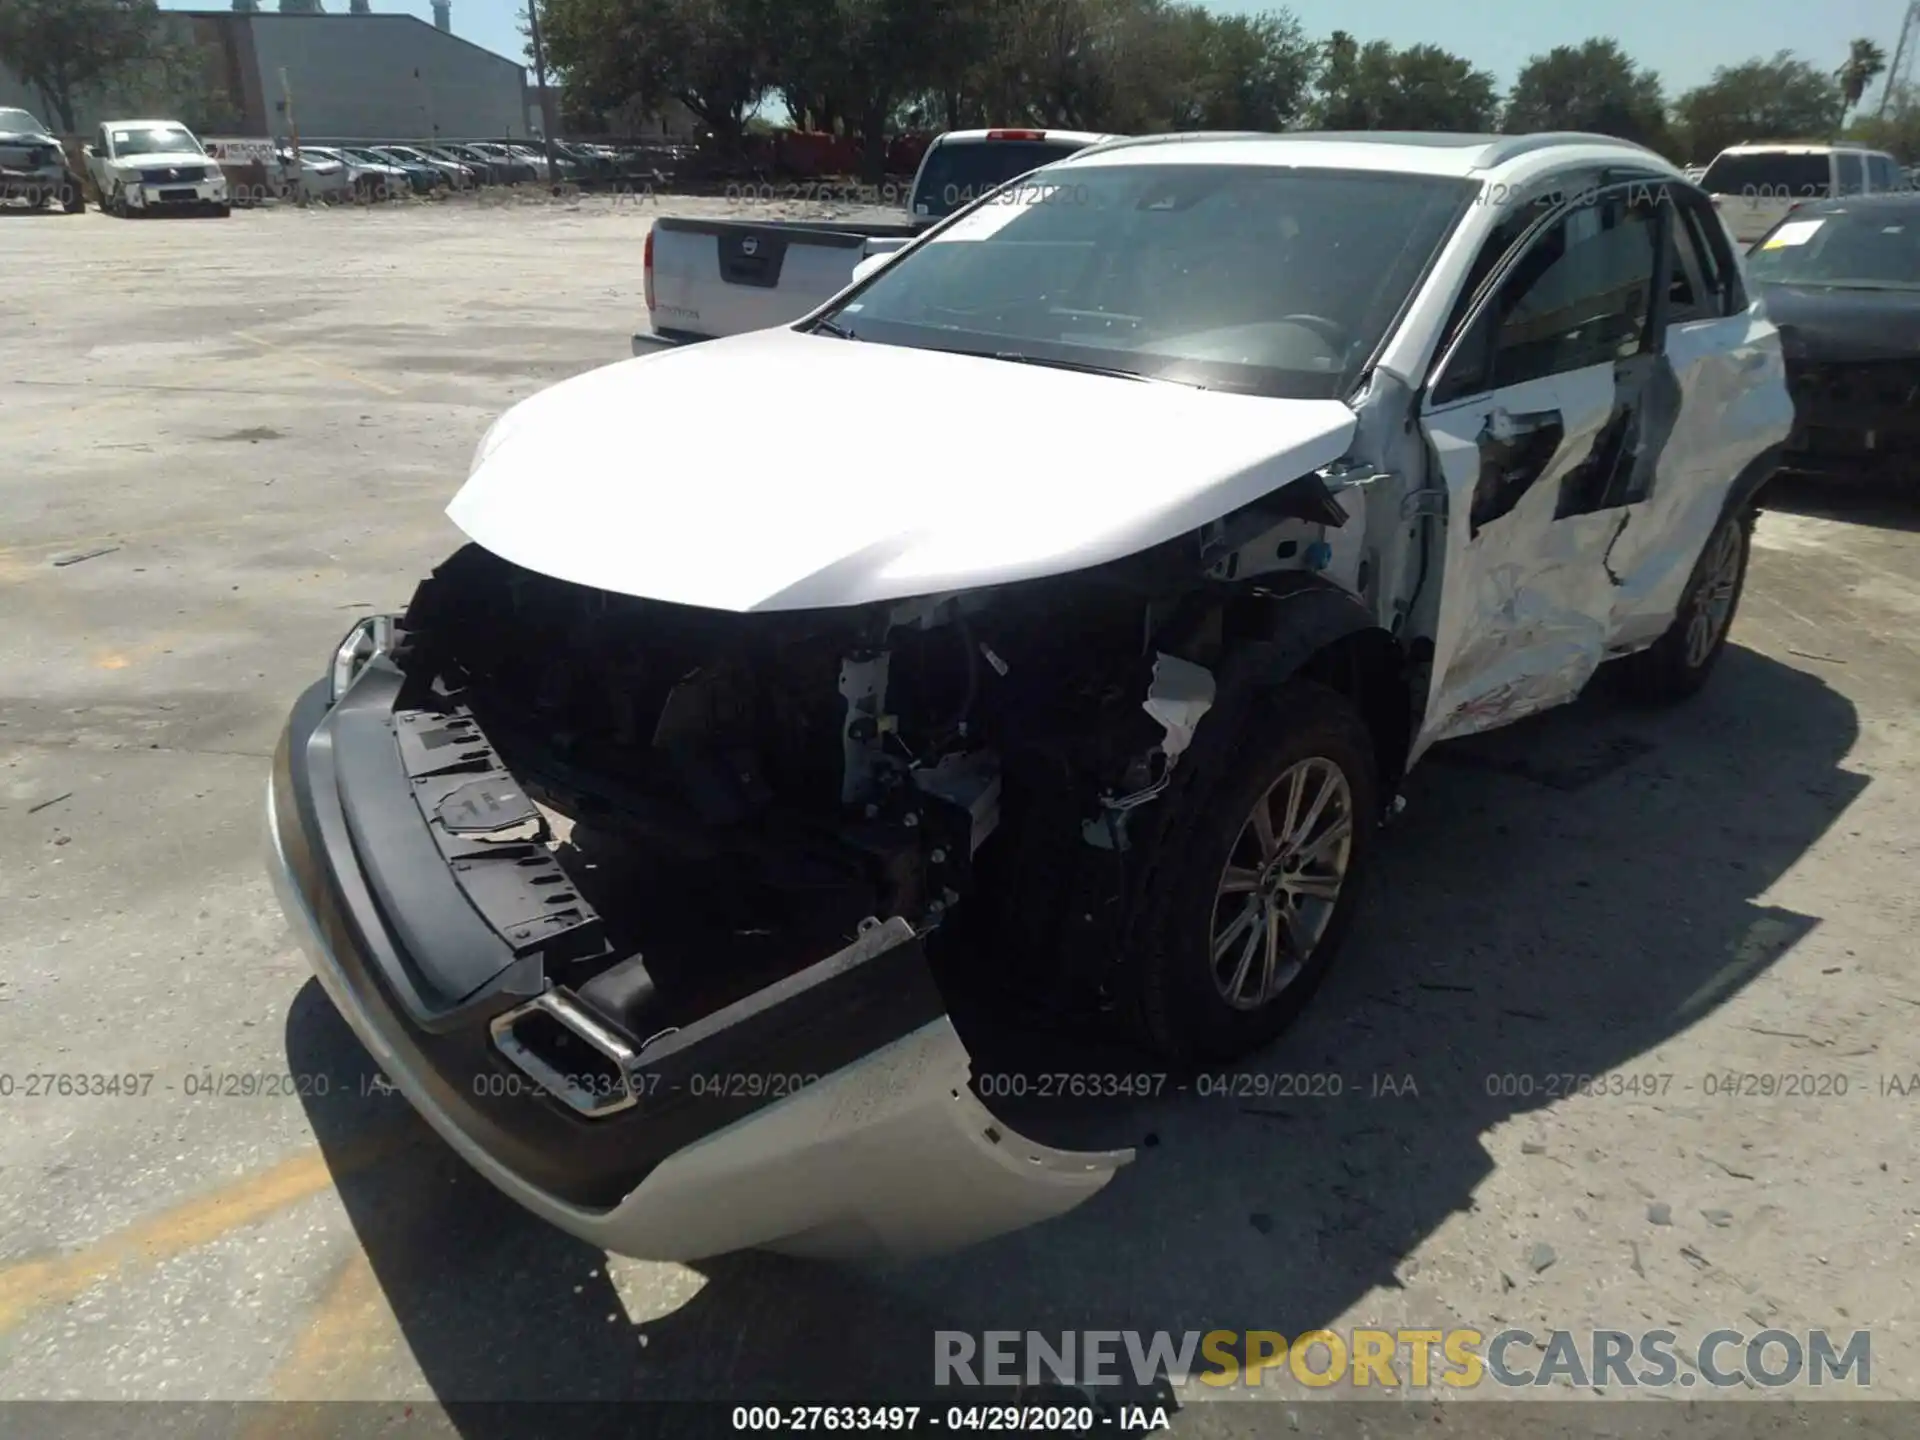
[1747,205,1920,290]
[110,125,203,158]
[821,162,1475,400]
[1701,152,1831,199]
[0,108,49,135]
[912,139,1097,220]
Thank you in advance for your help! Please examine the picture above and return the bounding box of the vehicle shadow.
[286,642,1864,1431]
[1761,473,1920,533]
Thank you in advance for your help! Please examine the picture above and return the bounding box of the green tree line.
[535,0,1915,172]
[4,0,1916,173]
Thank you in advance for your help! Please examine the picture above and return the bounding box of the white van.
[1701,142,1908,247]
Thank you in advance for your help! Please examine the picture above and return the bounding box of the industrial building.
[1,3,538,141]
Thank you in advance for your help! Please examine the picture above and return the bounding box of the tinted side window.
[1487,191,1657,388]
[1677,189,1745,314]
[1836,152,1865,195]
[1435,190,1658,401]
[1666,204,1715,322]
[1867,154,1903,191]
[1700,152,1832,198]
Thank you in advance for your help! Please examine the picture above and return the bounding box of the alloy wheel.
[1210,757,1355,1011]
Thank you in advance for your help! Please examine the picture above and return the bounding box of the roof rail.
[1469,131,1665,169]
[1075,131,1274,158]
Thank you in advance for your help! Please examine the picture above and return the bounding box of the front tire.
[1614,506,1753,703]
[1120,679,1379,1064]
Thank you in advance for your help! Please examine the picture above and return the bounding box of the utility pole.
[1880,0,1920,120]
[280,66,304,204]
[525,1,561,189]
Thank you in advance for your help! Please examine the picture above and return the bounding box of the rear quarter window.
[1701,152,1832,200]
[912,140,1094,219]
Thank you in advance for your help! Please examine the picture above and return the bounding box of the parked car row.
[3,111,686,216]
[281,137,671,194]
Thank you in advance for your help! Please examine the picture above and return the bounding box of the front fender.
[1215,577,1387,697]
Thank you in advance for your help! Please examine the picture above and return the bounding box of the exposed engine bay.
[389,542,1230,1037]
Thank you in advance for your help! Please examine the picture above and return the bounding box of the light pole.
[279,66,304,203]
[525,1,561,189]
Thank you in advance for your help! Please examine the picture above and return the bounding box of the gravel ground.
[0,195,1916,1436]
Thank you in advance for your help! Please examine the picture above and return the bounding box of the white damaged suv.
[266,132,1792,1263]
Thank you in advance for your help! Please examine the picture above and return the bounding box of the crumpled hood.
[450,329,1359,613]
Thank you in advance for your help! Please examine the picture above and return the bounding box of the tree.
[1672,52,1844,163]
[1503,38,1673,153]
[1309,34,1499,132]
[0,0,165,132]
[1161,6,1316,131]
[1845,80,1920,161]
[1836,37,1887,115]
[540,0,782,153]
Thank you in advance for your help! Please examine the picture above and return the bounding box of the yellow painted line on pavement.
[90,631,185,671]
[252,1248,400,1409]
[232,329,403,398]
[0,1128,415,1335]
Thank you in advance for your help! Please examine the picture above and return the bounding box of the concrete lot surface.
[1,198,1917,1435]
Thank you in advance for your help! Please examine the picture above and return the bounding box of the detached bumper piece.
[266,661,1129,1262]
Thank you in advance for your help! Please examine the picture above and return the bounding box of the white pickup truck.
[635,128,1114,352]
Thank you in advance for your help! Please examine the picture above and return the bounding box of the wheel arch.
[1730,442,1783,511]
[1207,577,1414,807]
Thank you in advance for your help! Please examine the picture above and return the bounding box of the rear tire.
[1613,506,1753,703]
[1119,679,1379,1064]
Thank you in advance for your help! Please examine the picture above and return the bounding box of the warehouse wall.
[243,14,530,140]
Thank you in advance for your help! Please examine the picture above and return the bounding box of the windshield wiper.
[811,317,860,339]
[968,350,1202,387]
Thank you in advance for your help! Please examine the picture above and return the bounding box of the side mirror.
[850,252,894,286]
[851,239,910,286]
[81,144,94,156]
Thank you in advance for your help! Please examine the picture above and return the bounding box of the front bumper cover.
[1782,359,1920,480]
[1,163,70,193]
[265,662,1128,1262]
[123,178,226,209]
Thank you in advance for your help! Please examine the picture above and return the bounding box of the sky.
[161,0,1914,103]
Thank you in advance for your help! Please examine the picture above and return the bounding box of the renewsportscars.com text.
[934,1328,1871,1391]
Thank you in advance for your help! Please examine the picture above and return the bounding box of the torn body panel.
[1411,310,1791,761]
[270,597,1134,1259]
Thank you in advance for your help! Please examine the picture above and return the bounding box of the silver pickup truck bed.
[635,129,1118,353]
[639,217,921,349]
